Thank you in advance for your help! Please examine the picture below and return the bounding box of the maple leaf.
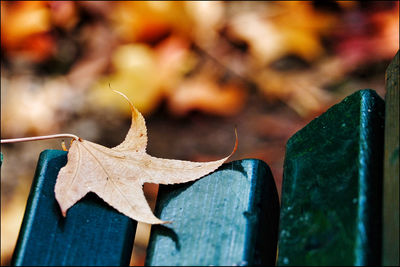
[54,91,237,224]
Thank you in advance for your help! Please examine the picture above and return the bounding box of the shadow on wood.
[146,159,280,266]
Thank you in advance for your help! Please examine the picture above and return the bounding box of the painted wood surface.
[277,89,385,266]
[11,150,137,266]
[382,51,399,266]
[145,159,280,266]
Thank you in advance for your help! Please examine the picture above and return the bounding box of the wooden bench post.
[11,150,137,266]
[277,89,385,265]
[145,159,280,266]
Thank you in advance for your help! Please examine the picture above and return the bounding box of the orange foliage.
[1,1,54,62]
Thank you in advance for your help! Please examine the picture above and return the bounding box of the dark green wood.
[277,89,385,266]
[11,150,137,266]
[145,159,280,266]
[383,51,399,266]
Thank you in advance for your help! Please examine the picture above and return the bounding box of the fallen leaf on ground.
[55,91,237,224]
[167,72,246,117]
[227,2,337,66]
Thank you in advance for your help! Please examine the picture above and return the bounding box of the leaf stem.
[1,134,80,144]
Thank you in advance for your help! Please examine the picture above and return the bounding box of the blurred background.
[1,1,398,265]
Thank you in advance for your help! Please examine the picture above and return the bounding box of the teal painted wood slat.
[145,159,280,266]
[277,89,385,266]
[11,150,137,266]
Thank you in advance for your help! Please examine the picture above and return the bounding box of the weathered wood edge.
[382,50,399,266]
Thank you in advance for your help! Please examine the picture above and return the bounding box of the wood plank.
[11,150,137,266]
[145,159,280,266]
[277,89,385,266]
[382,51,399,266]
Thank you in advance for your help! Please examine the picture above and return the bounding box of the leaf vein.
[81,142,138,214]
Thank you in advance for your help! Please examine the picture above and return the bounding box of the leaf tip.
[111,89,135,112]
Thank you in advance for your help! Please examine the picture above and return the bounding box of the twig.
[1,134,81,144]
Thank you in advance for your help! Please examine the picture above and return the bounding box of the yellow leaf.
[89,44,163,115]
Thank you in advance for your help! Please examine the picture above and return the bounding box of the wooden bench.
[11,153,279,266]
[10,52,398,266]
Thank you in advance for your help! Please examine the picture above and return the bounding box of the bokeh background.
[1,1,398,265]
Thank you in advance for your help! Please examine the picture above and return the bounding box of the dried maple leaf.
[55,91,237,224]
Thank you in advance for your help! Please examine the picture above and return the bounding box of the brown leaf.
[55,91,237,224]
